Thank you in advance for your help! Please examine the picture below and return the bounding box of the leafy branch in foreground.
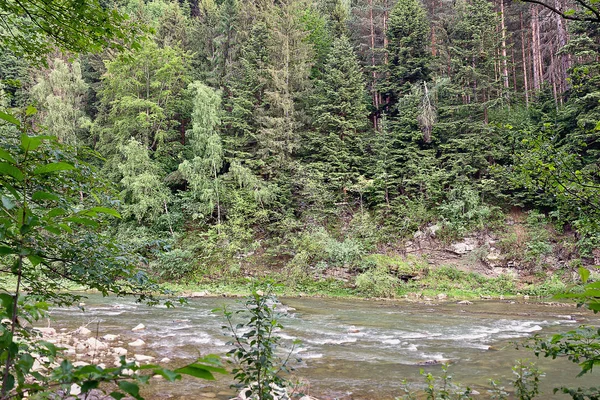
[0,108,225,399]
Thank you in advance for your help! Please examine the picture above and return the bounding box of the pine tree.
[307,35,369,197]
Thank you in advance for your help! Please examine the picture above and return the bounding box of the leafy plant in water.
[511,360,542,400]
[397,364,473,400]
[220,289,300,400]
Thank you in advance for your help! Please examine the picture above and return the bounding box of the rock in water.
[131,323,146,331]
[128,339,145,347]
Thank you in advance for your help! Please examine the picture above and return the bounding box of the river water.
[46,294,600,399]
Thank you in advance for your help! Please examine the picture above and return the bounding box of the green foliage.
[0,0,145,62]
[0,110,223,398]
[30,59,91,147]
[398,364,473,400]
[511,361,542,400]
[220,289,300,400]
[437,186,500,237]
[179,82,224,222]
[118,139,171,224]
[355,266,398,298]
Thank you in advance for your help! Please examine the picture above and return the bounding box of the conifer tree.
[383,0,431,108]
[307,35,369,197]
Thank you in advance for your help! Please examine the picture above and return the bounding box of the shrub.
[220,290,300,400]
[150,248,194,280]
[355,267,398,298]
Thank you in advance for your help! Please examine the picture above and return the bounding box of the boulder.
[73,361,89,367]
[450,238,478,254]
[457,300,472,305]
[437,293,448,301]
[103,334,119,342]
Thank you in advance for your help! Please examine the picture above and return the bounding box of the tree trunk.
[521,11,530,105]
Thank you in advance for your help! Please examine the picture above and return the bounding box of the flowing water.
[47,294,600,399]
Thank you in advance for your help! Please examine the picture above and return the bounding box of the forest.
[1,0,600,297]
[0,0,600,398]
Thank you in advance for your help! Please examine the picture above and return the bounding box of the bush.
[150,248,195,280]
[326,237,364,267]
[438,185,501,237]
[355,267,398,297]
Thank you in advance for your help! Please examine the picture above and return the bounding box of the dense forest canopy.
[1,0,599,285]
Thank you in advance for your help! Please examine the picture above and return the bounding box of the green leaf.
[110,392,125,400]
[20,134,41,152]
[2,196,15,210]
[47,208,66,218]
[25,106,37,116]
[2,183,20,200]
[88,207,121,218]
[118,381,141,399]
[0,247,15,255]
[81,380,99,392]
[33,162,75,175]
[0,149,16,164]
[58,223,73,233]
[32,191,61,202]
[580,267,591,284]
[0,111,20,127]
[27,254,43,266]
[0,163,24,181]
[65,217,99,228]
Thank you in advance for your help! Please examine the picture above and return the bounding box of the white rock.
[134,354,155,363]
[85,337,108,351]
[189,291,208,298]
[458,300,473,305]
[131,323,146,332]
[63,348,76,356]
[128,339,145,347]
[437,293,448,301]
[122,368,134,376]
[72,361,89,367]
[113,347,128,356]
[103,334,119,342]
[70,384,81,396]
[160,357,171,363]
[75,327,92,336]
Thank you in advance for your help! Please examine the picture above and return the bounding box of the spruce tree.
[384,0,431,108]
[307,35,369,197]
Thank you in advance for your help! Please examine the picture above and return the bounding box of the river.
[46,294,600,399]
